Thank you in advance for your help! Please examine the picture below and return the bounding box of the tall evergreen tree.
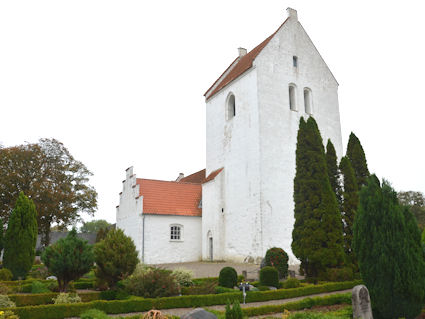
[339,156,358,258]
[346,132,369,189]
[3,192,38,279]
[292,117,345,278]
[0,219,3,254]
[325,139,342,206]
[353,176,425,319]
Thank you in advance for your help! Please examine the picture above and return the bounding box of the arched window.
[304,88,313,114]
[226,93,236,120]
[170,224,183,241]
[289,84,297,111]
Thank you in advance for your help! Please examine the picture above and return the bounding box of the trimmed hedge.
[0,278,94,287]
[259,266,279,287]
[1,280,361,319]
[9,292,101,306]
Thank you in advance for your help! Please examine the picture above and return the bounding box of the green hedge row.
[14,280,94,293]
[9,292,101,307]
[1,280,360,319]
[1,278,94,287]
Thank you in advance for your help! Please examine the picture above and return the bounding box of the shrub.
[218,267,237,288]
[181,281,217,295]
[172,268,193,287]
[225,299,243,319]
[3,192,38,280]
[42,229,94,292]
[52,293,81,304]
[124,267,179,298]
[322,267,353,282]
[0,310,19,319]
[80,309,109,319]
[215,286,235,294]
[31,281,50,294]
[28,265,49,279]
[0,269,13,281]
[259,266,278,288]
[282,278,300,289]
[0,284,9,295]
[94,229,138,289]
[0,295,16,308]
[264,247,289,279]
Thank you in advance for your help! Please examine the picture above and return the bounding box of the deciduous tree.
[0,139,97,247]
[3,192,38,279]
[80,219,111,233]
[292,117,344,278]
[398,191,425,229]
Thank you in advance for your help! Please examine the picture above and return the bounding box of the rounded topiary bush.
[259,266,279,288]
[264,247,289,279]
[218,267,238,288]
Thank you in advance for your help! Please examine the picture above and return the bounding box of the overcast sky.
[1,0,424,224]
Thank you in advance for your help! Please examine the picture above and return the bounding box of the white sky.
[1,0,424,224]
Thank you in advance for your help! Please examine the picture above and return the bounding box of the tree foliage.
[339,156,358,258]
[264,247,289,279]
[346,132,369,189]
[398,191,425,229]
[80,219,112,233]
[353,176,425,319]
[325,139,342,206]
[3,192,38,279]
[94,229,139,288]
[0,139,97,247]
[292,117,344,278]
[42,228,94,291]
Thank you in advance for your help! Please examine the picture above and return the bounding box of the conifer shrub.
[80,309,109,319]
[3,192,38,280]
[264,247,289,279]
[123,267,179,298]
[282,278,301,289]
[42,229,94,292]
[259,266,279,288]
[0,295,16,308]
[218,267,238,288]
[225,299,243,319]
[94,229,138,289]
[52,292,81,304]
[353,176,425,319]
[0,269,13,281]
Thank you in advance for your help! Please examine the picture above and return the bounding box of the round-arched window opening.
[304,88,313,114]
[226,93,236,120]
[288,84,297,111]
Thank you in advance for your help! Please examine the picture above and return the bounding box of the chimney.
[238,47,247,57]
[176,173,184,182]
[286,7,298,21]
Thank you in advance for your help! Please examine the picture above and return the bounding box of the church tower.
[202,8,343,264]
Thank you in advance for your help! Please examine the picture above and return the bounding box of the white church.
[116,8,343,265]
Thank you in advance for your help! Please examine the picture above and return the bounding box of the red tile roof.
[179,169,206,183]
[204,18,289,100]
[204,168,224,183]
[137,179,202,217]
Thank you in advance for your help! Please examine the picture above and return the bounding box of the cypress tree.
[339,156,358,259]
[292,117,345,278]
[0,219,3,254]
[353,176,425,319]
[3,192,38,279]
[325,139,342,206]
[346,132,369,189]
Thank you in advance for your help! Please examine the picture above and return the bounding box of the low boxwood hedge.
[9,292,101,307]
[1,280,360,319]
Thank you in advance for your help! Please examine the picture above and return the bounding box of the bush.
[0,269,13,281]
[80,309,109,319]
[225,299,243,319]
[264,247,289,279]
[172,268,193,287]
[52,293,81,304]
[282,278,301,289]
[0,295,16,308]
[0,310,19,319]
[123,267,179,298]
[42,229,94,292]
[260,266,279,288]
[99,289,129,301]
[28,265,49,280]
[31,281,50,294]
[218,267,237,288]
[0,284,9,295]
[322,267,353,282]
[215,286,235,294]
[94,229,138,289]
[181,281,217,295]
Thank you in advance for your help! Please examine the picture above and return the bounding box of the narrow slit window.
[293,56,298,67]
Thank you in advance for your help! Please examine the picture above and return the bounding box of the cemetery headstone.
[352,285,373,319]
[181,308,217,319]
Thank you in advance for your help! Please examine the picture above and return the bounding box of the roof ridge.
[136,178,201,185]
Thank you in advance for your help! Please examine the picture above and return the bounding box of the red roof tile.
[137,179,202,217]
[203,168,224,183]
[204,18,289,100]
[179,169,206,184]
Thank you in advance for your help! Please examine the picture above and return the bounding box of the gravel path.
[109,289,352,318]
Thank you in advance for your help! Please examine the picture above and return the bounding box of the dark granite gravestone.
[181,308,217,319]
[352,285,373,319]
